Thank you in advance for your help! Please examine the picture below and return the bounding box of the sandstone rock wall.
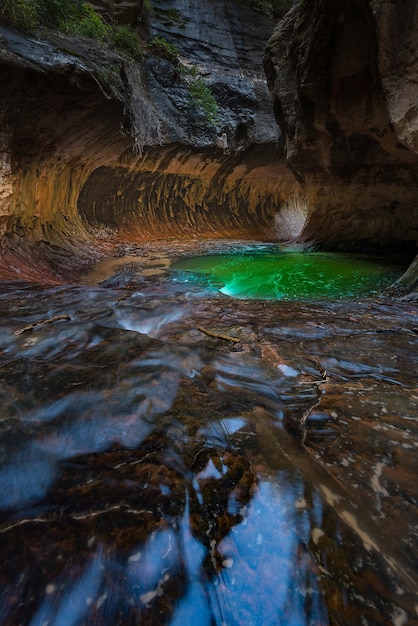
[0,7,286,280]
[78,144,293,242]
[263,0,418,264]
[372,0,418,154]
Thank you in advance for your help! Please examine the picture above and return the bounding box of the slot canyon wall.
[263,0,418,294]
[0,1,293,283]
[0,0,417,293]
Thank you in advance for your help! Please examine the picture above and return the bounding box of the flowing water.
[0,240,417,626]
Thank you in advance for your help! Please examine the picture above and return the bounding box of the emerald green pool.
[171,250,403,300]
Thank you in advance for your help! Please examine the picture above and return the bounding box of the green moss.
[148,36,179,62]
[0,0,40,30]
[0,0,145,62]
[0,0,85,31]
[189,78,219,126]
[37,0,82,28]
[112,25,143,61]
[63,5,111,41]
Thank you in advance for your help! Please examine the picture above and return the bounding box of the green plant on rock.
[148,36,179,62]
[64,4,112,41]
[112,25,143,61]
[176,63,199,79]
[0,0,145,62]
[189,79,218,125]
[0,0,39,30]
[37,0,82,28]
[176,63,219,126]
[189,77,219,126]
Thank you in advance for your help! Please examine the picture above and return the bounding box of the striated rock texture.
[0,2,287,281]
[264,0,418,293]
[1,0,417,295]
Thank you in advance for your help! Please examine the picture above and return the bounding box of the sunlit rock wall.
[0,3,287,281]
[78,144,293,241]
[264,0,418,256]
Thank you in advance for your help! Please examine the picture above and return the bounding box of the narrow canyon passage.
[0,0,417,623]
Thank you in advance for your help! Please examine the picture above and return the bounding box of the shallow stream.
[0,241,417,625]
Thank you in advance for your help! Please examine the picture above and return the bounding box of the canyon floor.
[0,238,416,625]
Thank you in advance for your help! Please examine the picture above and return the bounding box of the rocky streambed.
[0,239,416,625]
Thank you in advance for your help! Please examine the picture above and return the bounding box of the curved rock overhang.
[0,22,296,283]
[0,58,129,281]
[78,144,293,241]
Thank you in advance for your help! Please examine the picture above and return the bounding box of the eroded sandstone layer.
[0,3,294,283]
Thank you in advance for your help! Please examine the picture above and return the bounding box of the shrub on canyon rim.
[0,0,143,61]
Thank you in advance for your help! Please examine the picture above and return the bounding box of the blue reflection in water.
[31,547,105,626]
[26,478,327,626]
[0,267,414,624]
[206,482,327,626]
[170,496,214,626]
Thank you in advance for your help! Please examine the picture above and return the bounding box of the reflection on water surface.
[0,241,416,625]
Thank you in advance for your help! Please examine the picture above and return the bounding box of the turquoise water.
[171,251,403,300]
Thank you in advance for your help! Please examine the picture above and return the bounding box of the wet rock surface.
[0,240,417,624]
[0,1,417,619]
